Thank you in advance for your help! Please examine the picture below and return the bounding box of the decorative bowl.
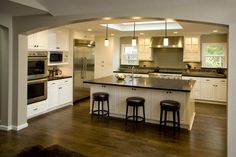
[115,73,126,80]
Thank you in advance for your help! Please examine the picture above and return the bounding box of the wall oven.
[28,51,48,80]
[27,78,47,104]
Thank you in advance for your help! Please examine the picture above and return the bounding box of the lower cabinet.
[27,78,73,118]
[182,76,227,103]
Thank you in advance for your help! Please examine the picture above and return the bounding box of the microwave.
[49,51,69,64]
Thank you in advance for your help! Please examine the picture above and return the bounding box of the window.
[202,43,227,68]
[121,44,139,65]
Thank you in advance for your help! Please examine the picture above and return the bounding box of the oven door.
[28,56,48,80]
[27,78,47,104]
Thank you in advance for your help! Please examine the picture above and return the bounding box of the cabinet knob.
[33,108,38,111]
[132,88,136,90]
[59,87,62,89]
[56,47,60,49]
[101,85,106,88]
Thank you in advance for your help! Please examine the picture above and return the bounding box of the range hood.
[151,36,184,48]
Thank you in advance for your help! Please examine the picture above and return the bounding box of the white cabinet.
[47,78,73,109]
[27,100,48,118]
[28,30,48,50]
[47,81,59,108]
[28,78,73,118]
[58,79,73,105]
[138,37,152,61]
[183,36,200,62]
[200,78,215,100]
[183,76,227,103]
[48,29,69,51]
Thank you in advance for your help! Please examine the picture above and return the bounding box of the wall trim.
[0,125,12,131]
[0,123,28,131]
[12,123,28,131]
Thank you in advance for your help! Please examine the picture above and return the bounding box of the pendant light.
[104,24,109,47]
[132,21,137,46]
[163,20,169,46]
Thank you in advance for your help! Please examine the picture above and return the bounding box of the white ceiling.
[0,0,48,16]
[63,18,228,37]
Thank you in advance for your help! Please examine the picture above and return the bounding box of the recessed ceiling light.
[103,17,112,20]
[213,29,218,33]
[132,16,142,20]
[173,31,178,34]
[140,32,144,35]
[87,29,92,32]
[111,33,115,36]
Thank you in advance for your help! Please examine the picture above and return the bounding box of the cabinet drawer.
[58,78,72,84]
[215,79,227,85]
[201,78,214,83]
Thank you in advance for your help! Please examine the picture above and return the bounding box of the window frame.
[201,43,227,68]
[120,44,139,65]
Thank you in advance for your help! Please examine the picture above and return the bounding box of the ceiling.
[62,18,229,37]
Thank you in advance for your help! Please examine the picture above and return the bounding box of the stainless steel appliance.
[49,51,63,63]
[73,39,95,102]
[28,51,48,80]
[27,78,47,104]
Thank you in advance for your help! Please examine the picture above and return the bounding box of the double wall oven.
[27,51,48,104]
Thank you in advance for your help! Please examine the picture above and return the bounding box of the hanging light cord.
[106,24,108,39]
[165,20,167,37]
[133,21,136,39]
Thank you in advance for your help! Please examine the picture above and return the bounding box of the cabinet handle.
[205,79,210,81]
[132,88,136,90]
[101,85,106,88]
[51,83,55,85]
[101,65,104,67]
[59,87,62,89]
[56,47,60,49]
[65,81,68,82]
[33,108,38,111]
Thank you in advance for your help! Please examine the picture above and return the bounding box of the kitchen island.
[84,76,196,130]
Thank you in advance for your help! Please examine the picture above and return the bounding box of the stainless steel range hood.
[151,36,184,48]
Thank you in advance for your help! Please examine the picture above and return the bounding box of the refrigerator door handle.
[84,57,88,78]
[81,57,84,79]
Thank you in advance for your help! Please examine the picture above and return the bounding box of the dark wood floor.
[0,99,227,157]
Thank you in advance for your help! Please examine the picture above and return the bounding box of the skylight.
[101,21,183,31]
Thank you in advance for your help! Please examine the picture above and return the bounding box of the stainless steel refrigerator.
[73,39,95,102]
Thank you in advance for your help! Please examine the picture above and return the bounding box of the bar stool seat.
[92,92,109,118]
[125,97,145,126]
[160,100,180,133]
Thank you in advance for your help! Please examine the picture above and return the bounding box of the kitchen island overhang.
[84,76,196,130]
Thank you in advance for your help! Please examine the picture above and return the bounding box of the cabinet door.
[28,34,35,49]
[56,30,69,51]
[58,79,73,105]
[47,81,59,109]
[200,79,215,100]
[36,31,48,50]
[214,79,227,102]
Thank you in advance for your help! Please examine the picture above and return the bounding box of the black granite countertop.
[48,76,72,81]
[84,76,195,92]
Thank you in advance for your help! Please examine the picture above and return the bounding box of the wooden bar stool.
[160,100,180,133]
[91,92,109,118]
[125,97,145,126]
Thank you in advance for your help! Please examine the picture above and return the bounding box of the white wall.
[0,14,13,130]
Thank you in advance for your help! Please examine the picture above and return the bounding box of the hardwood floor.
[0,100,227,157]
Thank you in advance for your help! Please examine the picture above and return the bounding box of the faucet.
[131,66,135,80]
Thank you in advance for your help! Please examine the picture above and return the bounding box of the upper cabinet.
[48,29,69,51]
[183,36,200,62]
[138,37,152,61]
[28,30,48,51]
[28,29,69,51]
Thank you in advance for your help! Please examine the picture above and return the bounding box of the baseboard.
[0,125,12,131]
[0,123,28,131]
[12,123,28,131]
[195,99,227,105]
